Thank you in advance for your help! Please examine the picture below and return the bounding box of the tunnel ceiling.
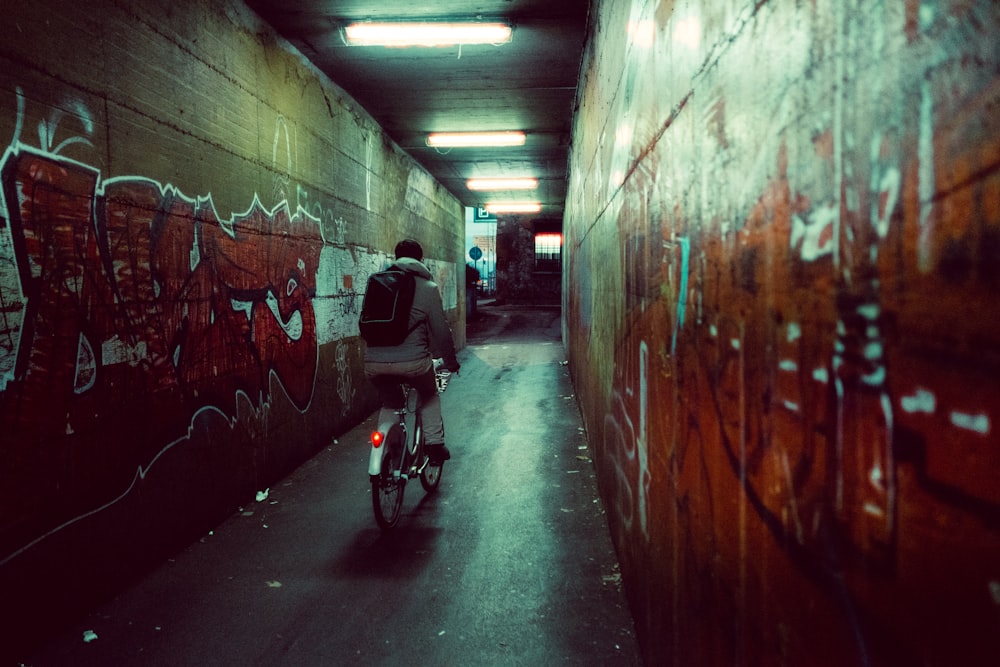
[245,1,590,221]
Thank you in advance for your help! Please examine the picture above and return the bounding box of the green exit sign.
[473,206,497,222]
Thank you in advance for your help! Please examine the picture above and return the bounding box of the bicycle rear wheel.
[372,449,405,529]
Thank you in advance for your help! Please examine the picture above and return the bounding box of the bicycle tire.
[420,459,442,492]
[414,420,442,492]
[372,444,405,529]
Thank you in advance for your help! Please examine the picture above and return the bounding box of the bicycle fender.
[369,422,404,476]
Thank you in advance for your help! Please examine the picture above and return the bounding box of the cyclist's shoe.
[426,444,451,464]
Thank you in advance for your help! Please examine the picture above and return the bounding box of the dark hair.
[395,239,423,261]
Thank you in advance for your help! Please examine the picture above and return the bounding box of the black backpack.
[359,266,417,346]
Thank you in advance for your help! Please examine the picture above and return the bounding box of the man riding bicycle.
[363,239,461,464]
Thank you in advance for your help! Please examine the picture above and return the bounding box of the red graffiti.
[1,147,320,440]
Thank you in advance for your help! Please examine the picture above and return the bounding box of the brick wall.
[495,214,562,305]
[564,1,1000,665]
[0,0,463,656]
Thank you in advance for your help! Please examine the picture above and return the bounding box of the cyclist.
[364,239,460,464]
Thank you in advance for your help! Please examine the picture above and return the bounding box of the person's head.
[395,239,423,261]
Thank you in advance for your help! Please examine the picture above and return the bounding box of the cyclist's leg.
[409,366,441,442]
[409,365,449,461]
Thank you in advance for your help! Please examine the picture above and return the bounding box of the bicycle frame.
[368,368,451,478]
[368,367,451,529]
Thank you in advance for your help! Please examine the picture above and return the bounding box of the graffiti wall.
[0,0,463,655]
[564,0,999,665]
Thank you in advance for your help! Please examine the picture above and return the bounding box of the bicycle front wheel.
[372,455,405,529]
[420,458,442,492]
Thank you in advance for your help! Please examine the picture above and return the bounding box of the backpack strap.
[392,266,422,339]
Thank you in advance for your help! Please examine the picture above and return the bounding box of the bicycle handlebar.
[432,357,455,392]
[435,370,451,393]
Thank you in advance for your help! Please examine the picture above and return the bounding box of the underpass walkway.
[29,304,641,666]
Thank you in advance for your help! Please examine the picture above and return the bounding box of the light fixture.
[427,131,526,148]
[485,202,542,214]
[467,178,538,191]
[345,22,512,47]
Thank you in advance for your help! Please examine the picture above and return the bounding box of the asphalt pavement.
[24,303,642,666]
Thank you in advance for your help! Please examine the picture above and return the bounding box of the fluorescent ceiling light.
[345,22,512,47]
[427,131,526,148]
[467,178,538,191]
[485,202,542,214]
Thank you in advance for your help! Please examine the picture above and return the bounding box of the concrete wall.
[0,0,463,653]
[564,1,999,665]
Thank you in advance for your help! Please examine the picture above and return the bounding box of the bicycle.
[368,362,452,529]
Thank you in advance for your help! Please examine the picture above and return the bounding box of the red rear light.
[371,431,384,448]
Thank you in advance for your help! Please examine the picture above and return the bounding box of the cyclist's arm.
[424,286,460,372]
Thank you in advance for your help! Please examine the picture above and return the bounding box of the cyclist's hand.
[446,360,461,374]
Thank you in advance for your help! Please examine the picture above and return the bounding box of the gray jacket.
[363,257,459,368]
